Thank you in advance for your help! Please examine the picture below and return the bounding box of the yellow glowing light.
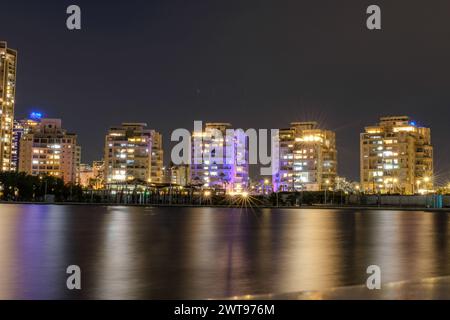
[296,135,323,143]
[393,126,415,133]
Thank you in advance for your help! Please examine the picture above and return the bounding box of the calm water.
[0,204,449,299]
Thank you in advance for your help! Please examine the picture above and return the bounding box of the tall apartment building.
[360,116,433,195]
[190,122,249,193]
[150,131,164,183]
[273,122,337,192]
[18,119,81,183]
[11,113,42,172]
[104,123,153,183]
[0,41,18,172]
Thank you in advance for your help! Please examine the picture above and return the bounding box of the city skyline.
[2,1,450,183]
[3,1,450,306]
[10,110,437,190]
[0,39,439,190]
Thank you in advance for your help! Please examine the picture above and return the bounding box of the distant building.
[360,116,433,195]
[0,41,17,172]
[273,122,337,191]
[18,118,81,183]
[190,122,249,193]
[150,131,164,183]
[104,123,155,183]
[78,163,94,187]
[92,160,105,188]
[11,114,42,172]
[170,164,190,186]
[161,166,171,184]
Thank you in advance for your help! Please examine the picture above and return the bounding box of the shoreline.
[1,201,449,212]
[228,275,450,300]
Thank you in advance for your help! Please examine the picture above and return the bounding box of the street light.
[420,177,431,195]
[264,179,269,195]
[324,179,330,204]
[200,190,211,206]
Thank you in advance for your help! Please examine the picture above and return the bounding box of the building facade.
[104,123,153,183]
[360,116,433,195]
[273,122,337,192]
[0,41,17,172]
[150,131,164,183]
[190,122,249,193]
[170,164,190,186]
[11,113,42,172]
[92,160,105,189]
[78,163,94,187]
[18,119,81,183]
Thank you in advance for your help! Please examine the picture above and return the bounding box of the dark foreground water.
[0,204,449,299]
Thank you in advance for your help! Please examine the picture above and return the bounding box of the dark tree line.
[0,172,83,202]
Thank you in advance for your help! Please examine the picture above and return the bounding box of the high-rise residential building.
[0,41,18,172]
[104,123,153,183]
[11,112,42,172]
[273,122,337,192]
[18,119,81,183]
[360,116,433,195]
[150,131,164,183]
[170,164,190,186]
[190,122,249,193]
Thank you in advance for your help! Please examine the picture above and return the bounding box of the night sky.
[2,0,450,182]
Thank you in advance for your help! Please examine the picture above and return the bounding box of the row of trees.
[0,172,83,202]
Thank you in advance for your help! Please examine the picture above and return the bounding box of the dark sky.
[2,0,450,183]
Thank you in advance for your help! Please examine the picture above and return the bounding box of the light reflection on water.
[0,204,449,299]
